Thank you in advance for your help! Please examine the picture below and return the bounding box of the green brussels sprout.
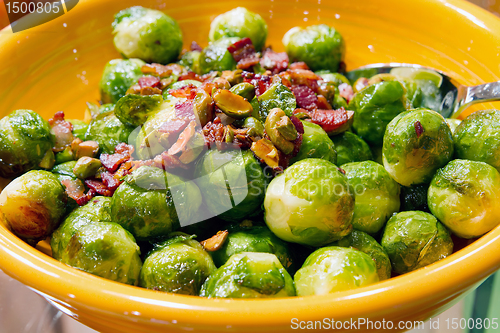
[60,222,142,285]
[210,226,292,270]
[85,111,135,155]
[428,159,500,238]
[99,59,145,104]
[51,197,112,260]
[289,121,337,165]
[257,80,296,121]
[114,94,163,127]
[282,24,344,72]
[200,252,295,298]
[329,131,373,166]
[209,7,268,51]
[400,79,423,109]
[350,80,409,145]
[51,160,81,212]
[341,161,400,235]
[111,166,202,241]
[67,119,89,141]
[0,110,54,178]
[140,233,216,295]
[178,51,201,74]
[294,247,379,296]
[381,211,453,274]
[264,159,354,247]
[445,118,461,134]
[453,110,500,172]
[194,149,266,222]
[400,184,430,213]
[199,37,240,74]
[0,170,66,245]
[112,6,183,64]
[382,109,454,187]
[331,230,391,281]
[316,71,350,87]
[99,103,115,114]
[51,160,78,178]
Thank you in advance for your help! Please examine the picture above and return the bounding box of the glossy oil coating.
[1,0,500,332]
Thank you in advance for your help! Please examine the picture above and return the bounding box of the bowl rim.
[1,0,500,329]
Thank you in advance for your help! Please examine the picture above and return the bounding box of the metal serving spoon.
[347,63,500,118]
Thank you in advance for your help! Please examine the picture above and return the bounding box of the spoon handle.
[452,81,500,118]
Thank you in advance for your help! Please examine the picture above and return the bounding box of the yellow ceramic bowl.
[1,0,500,332]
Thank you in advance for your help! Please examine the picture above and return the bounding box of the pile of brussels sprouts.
[1,5,500,299]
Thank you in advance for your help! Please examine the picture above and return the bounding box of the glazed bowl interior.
[1,0,500,332]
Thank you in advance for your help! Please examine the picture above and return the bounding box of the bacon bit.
[61,178,85,201]
[415,121,424,138]
[201,230,229,252]
[158,118,190,136]
[338,167,346,175]
[168,121,196,155]
[115,143,134,156]
[289,62,309,70]
[141,63,173,78]
[139,76,161,89]
[281,69,320,93]
[101,171,122,192]
[291,85,319,111]
[260,49,289,74]
[317,95,333,110]
[169,85,198,99]
[338,83,354,103]
[178,71,203,82]
[308,108,353,134]
[290,116,305,134]
[49,111,74,152]
[190,41,203,52]
[175,100,195,120]
[76,189,96,206]
[154,152,189,170]
[85,179,113,197]
[227,38,260,70]
[243,73,272,97]
[100,145,133,172]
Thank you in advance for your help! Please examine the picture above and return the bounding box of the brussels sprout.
[257,80,296,121]
[383,109,454,187]
[400,184,430,212]
[67,119,89,141]
[453,110,500,172]
[341,161,400,234]
[350,80,409,145]
[329,131,373,166]
[60,222,142,285]
[200,252,295,298]
[99,59,145,104]
[111,166,202,241]
[194,149,266,222]
[85,111,135,155]
[332,230,391,281]
[140,233,216,295]
[210,225,292,270]
[381,211,453,274]
[264,159,354,247]
[178,51,201,74]
[114,94,163,127]
[294,247,379,296]
[112,6,183,64]
[199,37,240,74]
[400,79,423,108]
[51,197,112,260]
[445,118,461,134]
[289,121,337,165]
[0,110,54,178]
[282,24,344,72]
[51,160,84,213]
[209,7,268,51]
[428,159,500,238]
[0,170,66,245]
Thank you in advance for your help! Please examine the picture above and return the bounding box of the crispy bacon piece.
[85,179,113,197]
[158,118,190,136]
[260,49,289,74]
[291,85,318,111]
[138,76,161,89]
[316,95,333,110]
[60,178,94,206]
[76,189,96,206]
[227,37,260,70]
[115,143,134,156]
[169,85,198,99]
[243,73,272,97]
[289,62,309,70]
[175,100,195,119]
[190,41,203,52]
[154,152,189,170]
[100,143,134,172]
[168,121,196,155]
[290,115,305,134]
[281,69,321,93]
[338,83,354,103]
[415,121,424,138]
[178,71,203,82]
[48,111,74,152]
[101,171,122,192]
[294,107,354,134]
